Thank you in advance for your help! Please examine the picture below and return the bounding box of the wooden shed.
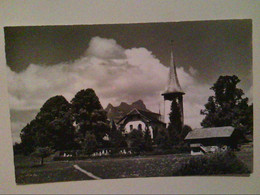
[185,126,244,155]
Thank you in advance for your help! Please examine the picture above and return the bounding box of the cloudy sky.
[4,19,252,143]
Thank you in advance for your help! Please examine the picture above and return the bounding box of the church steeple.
[166,40,183,94]
[162,40,185,126]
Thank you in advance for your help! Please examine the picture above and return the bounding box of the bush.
[174,151,250,175]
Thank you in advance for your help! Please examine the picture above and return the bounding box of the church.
[117,108,166,139]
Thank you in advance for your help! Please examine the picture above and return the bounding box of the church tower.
[162,40,185,126]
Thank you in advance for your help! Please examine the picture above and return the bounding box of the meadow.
[14,143,252,185]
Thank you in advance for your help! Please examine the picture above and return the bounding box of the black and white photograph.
[4,19,253,185]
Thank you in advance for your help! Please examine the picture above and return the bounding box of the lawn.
[14,155,93,184]
[75,154,190,179]
[235,142,253,172]
[14,153,192,184]
[14,144,253,185]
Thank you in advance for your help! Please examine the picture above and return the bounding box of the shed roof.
[185,126,235,140]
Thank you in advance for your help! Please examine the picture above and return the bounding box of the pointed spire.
[165,40,183,93]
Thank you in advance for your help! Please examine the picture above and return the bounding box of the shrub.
[174,151,250,175]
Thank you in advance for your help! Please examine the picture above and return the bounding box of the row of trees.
[15,89,111,155]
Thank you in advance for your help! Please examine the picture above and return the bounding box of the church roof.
[117,108,165,125]
[185,126,235,140]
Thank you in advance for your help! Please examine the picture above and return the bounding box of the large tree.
[20,95,77,154]
[201,75,253,134]
[71,89,110,146]
[20,119,39,154]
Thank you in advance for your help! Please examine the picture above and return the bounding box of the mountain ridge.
[105,100,155,122]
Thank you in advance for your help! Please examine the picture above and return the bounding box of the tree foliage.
[19,89,113,155]
[154,128,171,149]
[20,119,38,154]
[127,129,144,153]
[144,128,153,151]
[20,95,77,154]
[31,146,54,165]
[201,75,253,134]
[167,98,183,145]
[82,132,97,155]
[169,99,182,133]
[71,89,110,145]
[180,125,192,141]
[13,142,24,155]
[109,122,127,153]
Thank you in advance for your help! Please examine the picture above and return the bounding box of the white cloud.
[188,66,198,76]
[10,121,26,144]
[85,36,126,59]
[245,85,253,104]
[7,36,212,141]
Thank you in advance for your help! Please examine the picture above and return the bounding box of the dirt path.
[73,164,101,180]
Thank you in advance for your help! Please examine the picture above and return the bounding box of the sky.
[4,19,252,143]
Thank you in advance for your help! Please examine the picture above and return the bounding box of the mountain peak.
[131,100,146,110]
[105,103,114,111]
[119,102,129,107]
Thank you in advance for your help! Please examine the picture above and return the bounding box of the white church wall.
[124,120,153,139]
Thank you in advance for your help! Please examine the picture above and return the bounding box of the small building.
[185,126,244,155]
[117,108,166,139]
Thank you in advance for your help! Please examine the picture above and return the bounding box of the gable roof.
[185,126,235,140]
[117,108,165,125]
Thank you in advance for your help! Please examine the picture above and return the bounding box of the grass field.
[235,142,253,172]
[14,144,253,185]
[76,154,190,179]
[14,154,190,184]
